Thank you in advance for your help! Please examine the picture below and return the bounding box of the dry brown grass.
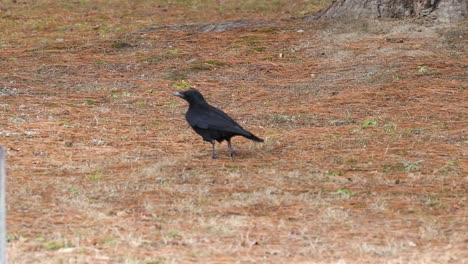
[1,0,467,263]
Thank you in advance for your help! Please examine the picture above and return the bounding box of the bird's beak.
[173,91,185,98]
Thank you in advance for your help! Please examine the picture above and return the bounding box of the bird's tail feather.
[245,132,264,143]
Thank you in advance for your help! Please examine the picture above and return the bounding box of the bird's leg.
[227,139,235,157]
[211,141,219,159]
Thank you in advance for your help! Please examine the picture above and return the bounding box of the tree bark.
[309,0,467,23]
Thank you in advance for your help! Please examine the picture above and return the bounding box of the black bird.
[174,89,264,158]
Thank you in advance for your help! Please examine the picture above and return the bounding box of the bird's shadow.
[193,148,258,161]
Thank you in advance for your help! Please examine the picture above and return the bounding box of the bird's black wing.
[186,106,250,137]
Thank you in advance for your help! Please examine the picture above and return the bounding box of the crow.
[174,89,264,158]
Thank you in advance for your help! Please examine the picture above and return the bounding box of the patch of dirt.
[1,1,467,263]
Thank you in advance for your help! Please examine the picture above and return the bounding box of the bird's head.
[174,89,207,106]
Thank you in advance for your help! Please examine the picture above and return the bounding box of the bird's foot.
[228,150,237,158]
[211,154,219,159]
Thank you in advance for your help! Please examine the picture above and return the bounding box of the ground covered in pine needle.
[1,1,467,263]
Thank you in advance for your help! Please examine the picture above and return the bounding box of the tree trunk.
[309,0,467,23]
